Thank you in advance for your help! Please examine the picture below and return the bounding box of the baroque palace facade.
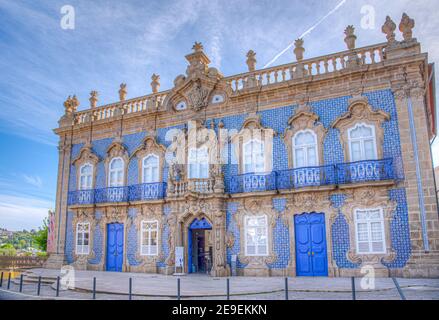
[46,13,439,278]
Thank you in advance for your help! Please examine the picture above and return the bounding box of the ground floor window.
[354,208,386,254]
[76,222,90,255]
[244,215,268,256]
[141,220,158,255]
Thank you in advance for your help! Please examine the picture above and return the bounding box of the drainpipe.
[406,88,430,252]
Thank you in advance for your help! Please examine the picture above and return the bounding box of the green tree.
[33,217,48,252]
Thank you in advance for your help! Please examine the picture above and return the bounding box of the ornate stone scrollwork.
[341,187,397,267]
[72,142,99,189]
[231,113,276,174]
[283,104,327,168]
[131,135,166,183]
[234,198,278,274]
[332,96,390,161]
[127,204,165,272]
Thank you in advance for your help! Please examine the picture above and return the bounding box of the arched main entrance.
[188,218,212,274]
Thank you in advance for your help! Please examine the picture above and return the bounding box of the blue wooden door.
[106,223,124,272]
[294,213,328,277]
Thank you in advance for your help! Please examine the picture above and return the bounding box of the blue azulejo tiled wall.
[226,202,247,268]
[68,89,403,193]
[268,198,290,269]
[127,208,141,267]
[330,194,361,269]
[157,205,171,268]
[65,211,74,264]
[88,211,103,265]
[383,188,411,268]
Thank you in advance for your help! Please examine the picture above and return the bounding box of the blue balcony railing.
[67,190,95,205]
[94,187,129,203]
[277,165,336,190]
[128,182,167,201]
[336,158,394,185]
[229,172,277,194]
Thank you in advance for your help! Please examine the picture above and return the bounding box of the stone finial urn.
[63,95,80,114]
[294,38,305,61]
[151,74,160,93]
[382,16,396,44]
[344,25,357,50]
[89,91,98,108]
[399,13,415,42]
[246,50,257,72]
[119,83,127,101]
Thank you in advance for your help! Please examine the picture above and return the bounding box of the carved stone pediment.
[283,105,327,167]
[72,143,99,166]
[340,187,398,267]
[332,96,390,161]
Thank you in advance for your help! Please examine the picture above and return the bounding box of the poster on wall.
[174,246,184,274]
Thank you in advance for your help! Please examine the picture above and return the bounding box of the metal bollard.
[37,276,41,296]
[19,274,23,292]
[177,278,181,300]
[351,277,356,300]
[391,277,406,300]
[285,277,289,301]
[226,278,230,300]
[56,276,60,297]
[0,271,3,287]
[7,273,11,290]
[129,277,132,300]
[93,277,96,300]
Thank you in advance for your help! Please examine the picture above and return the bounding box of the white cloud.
[22,175,43,189]
[0,194,53,231]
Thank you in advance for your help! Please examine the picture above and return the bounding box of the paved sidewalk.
[21,268,439,298]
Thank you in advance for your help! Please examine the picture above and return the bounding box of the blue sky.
[0,0,438,231]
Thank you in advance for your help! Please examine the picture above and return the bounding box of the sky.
[0,0,438,231]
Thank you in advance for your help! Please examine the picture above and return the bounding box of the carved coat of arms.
[188,81,209,111]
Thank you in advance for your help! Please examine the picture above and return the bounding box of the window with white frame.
[188,147,209,179]
[142,154,159,183]
[244,215,268,256]
[108,157,124,187]
[354,208,386,254]
[141,220,158,256]
[243,140,265,173]
[348,123,377,162]
[79,163,93,190]
[293,130,318,168]
[76,222,90,255]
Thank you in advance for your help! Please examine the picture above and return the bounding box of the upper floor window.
[293,130,318,168]
[188,147,209,179]
[142,154,159,183]
[76,222,90,255]
[348,123,377,162]
[243,140,265,174]
[109,157,124,187]
[140,220,158,256]
[354,208,386,254]
[244,215,268,256]
[79,163,93,190]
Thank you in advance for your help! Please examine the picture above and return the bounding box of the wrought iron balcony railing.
[94,187,129,203]
[336,158,394,185]
[229,172,277,194]
[67,190,95,206]
[128,182,167,201]
[277,165,336,190]
[68,159,396,204]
